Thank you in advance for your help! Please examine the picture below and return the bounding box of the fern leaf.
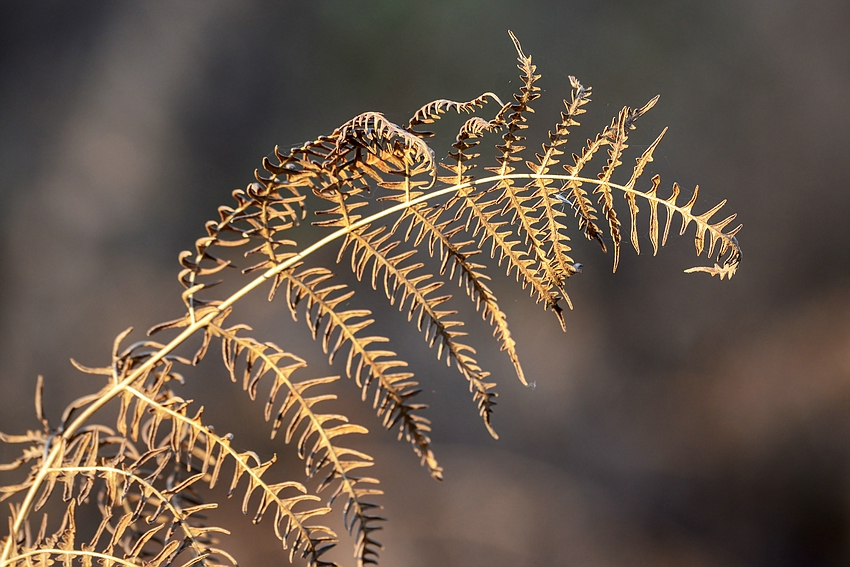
[485,32,567,300]
[492,177,568,305]
[2,31,743,567]
[282,266,442,479]
[176,179,305,319]
[620,127,667,256]
[527,76,592,287]
[562,133,608,250]
[460,32,568,326]
[406,92,503,136]
[123,384,336,566]
[452,184,566,330]
[327,112,436,188]
[63,330,338,566]
[597,111,628,272]
[213,324,384,567]
[49,463,228,564]
[594,97,659,272]
[658,182,741,278]
[438,118,490,187]
[392,204,526,385]
[3,429,238,567]
[607,170,741,279]
[341,226,499,438]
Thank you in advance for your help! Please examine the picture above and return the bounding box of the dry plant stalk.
[0,32,741,567]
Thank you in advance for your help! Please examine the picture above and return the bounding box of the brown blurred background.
[1,1,849,566]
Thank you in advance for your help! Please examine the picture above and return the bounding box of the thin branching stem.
[9,549,152,567]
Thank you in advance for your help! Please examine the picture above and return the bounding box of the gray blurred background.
[1,1,849,566]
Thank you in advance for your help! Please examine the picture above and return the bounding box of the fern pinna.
[0,31,741,567]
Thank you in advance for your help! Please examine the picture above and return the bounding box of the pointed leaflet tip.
[507,30,526,60]
[639,95,660,116]
[485,421,500,440]
[35,375,48,430]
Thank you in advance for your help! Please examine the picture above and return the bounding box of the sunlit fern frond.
[2,29,742,567]
[481,33,575,312]
[525,75,593,288]
[176,180,306,321]
[340,225,499,438]
[481,32,570,311]
[2,388,333,567]
[438,117,492,187]
[406,92,503,136]
[3,497,228,567]
[214,324,384,566]
[623,172,742,279]
[391,203,525,385]
[328,112,436,190]
[282,266,441,479]
[451,179,567,330]
[591,96,660,272]
[120,393,334,567]
[32,452,237,567]
[385,121,525,385]
[606,124,743,277]
[432,44,567,329]
[61,330,335,567]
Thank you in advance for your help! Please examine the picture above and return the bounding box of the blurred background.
[1,1,849,566]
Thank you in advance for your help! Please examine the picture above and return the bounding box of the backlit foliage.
[0,32,741,567]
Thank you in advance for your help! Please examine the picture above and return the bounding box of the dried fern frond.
[397,204,526,384]
[2,30,741,567]
[214,324,383,566]
[476,31,572,317]
[1,328,337,567]
[526,75,593,286]
[103,338,336,565]
[406,92,503,136]
[282,266,441,479]
[451,176,568,328]
[340,225,499,438]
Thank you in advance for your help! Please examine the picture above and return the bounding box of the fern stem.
[8,549,156,567]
